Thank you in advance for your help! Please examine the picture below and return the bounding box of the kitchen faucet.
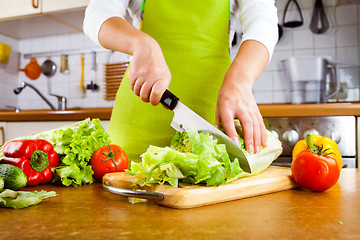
[14,81,67,111]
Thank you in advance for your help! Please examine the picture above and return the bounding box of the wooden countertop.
[1,169,359,239]
[0,103,359,122]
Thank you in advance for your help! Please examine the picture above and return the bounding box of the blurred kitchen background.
[0,0,359,110]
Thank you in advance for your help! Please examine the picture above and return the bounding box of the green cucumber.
[0,176,4,191]
[0,164,27,190]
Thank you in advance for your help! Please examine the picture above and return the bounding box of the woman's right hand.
[98,17,171,106]
[128,36,171,105]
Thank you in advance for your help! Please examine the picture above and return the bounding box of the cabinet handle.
[0,126,4,146]
[32,0,39,8]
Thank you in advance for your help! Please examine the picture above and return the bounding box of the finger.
[218,108,239,145]
[251,115,261,153]
[252,107,267,148]
[238,116,254,153]
[149,79,170,105]
[128,68,138,91]
[139,78,155,102]
[258,114,268,147]
[133,76,146,97]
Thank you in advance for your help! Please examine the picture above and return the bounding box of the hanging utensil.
[60,54,70,74]
[80,54,86,95]
[283,0,304,28]
[41,59,57,77]
[86,51,99,90]
[19,58,42,80]
[310,0,330,34]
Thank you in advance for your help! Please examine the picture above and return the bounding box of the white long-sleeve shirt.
[83,0,278,59]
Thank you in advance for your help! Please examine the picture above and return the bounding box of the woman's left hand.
[216,74,267,154]
[215,40,269,154]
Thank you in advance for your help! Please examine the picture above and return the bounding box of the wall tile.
[253,71,273,91]
[273,90,290,103]
[336,25,358,47]
[293,29,314,49]
[336,4,358,25]
[254,91,273,104]
[270,50,293,71]
[314,48,336,60]
[314,28,336,48]
[337,46,359,65]
[273,70,288,91]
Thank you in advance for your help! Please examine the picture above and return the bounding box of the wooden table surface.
[1,169,359,240]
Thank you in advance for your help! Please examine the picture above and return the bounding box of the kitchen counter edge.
[0,103,359,121]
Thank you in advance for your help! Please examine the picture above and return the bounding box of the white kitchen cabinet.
[0,0,41,20]
[5,120,109,141]
[0,0,89,21]
[42,0,89,13]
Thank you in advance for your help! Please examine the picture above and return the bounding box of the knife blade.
[160,89,251,173]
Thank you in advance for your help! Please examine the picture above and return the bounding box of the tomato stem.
[306,134,335,156]
[100,143,123,171]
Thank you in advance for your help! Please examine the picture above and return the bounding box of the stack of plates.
[104,62,129,100]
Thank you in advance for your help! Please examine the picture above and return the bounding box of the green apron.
[108,0,232,161]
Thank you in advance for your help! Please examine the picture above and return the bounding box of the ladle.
[41,59,57,77]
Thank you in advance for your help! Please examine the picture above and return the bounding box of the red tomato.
[90,144,128,182]
[291,150,340,191]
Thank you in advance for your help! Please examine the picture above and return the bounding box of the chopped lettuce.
[127,121,282,188]
[126,130,245,187]
[0,189,57,209]
[0,118,110,187]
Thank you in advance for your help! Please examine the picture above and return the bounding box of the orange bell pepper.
[292,134,342,171]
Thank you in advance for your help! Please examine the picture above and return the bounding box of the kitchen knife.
[160,89,251,173]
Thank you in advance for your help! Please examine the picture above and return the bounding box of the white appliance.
[281,56,340,104]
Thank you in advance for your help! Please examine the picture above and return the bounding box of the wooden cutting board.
[103,166,298,209]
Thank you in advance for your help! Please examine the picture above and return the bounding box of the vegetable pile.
[0,118,110,187]
[126,126,282,188]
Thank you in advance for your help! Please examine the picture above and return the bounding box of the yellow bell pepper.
[292,134,342,171]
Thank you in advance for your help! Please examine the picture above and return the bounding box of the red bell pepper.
[1,139,59,186]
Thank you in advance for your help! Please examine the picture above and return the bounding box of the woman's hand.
[98,17,171,105]
[216,75,267,154]
[128,36,171,105]
[216,40,269,153]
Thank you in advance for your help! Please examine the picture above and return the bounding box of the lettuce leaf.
[0,189,57,209]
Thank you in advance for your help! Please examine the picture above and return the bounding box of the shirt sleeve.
[83,0,130,46]
[238,0,278,61]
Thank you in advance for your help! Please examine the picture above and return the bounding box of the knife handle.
[160,89,179,110]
